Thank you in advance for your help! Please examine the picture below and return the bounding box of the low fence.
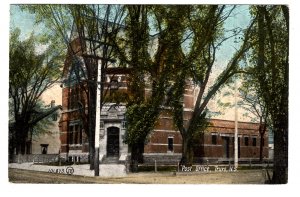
[10,154,59,164]
[142,155,273,166]
[143,155,182,165]
[194,157,273,165]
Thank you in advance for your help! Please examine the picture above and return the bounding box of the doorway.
[222,137,230,158]
[106,127,120,157]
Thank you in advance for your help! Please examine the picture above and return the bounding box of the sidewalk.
[8,162,127,177]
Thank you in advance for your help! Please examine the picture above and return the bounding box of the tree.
[167,5,256,165]
[9,28,62,158]
[24,5,126,170]
[113,5,256,168]
[67,5,126,170]
[218,73,269,163]
[248,5,288,184]
[240,78,268,163]
[114,5,189,171]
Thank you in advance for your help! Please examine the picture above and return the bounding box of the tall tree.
[114,5,190,171]
[168,5,256,165]
[67,5,126,170]
[249,5,288,184]
[218,73,269,163]
[9,28,62,157]
[24,5,126,169]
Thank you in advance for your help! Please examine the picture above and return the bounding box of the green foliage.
[9,28,61,99]
[248,6,288,120]
[21,5,72,50]
[9,27,62,154]
[119,5,190,150]
[31,100,59,137]
[247,5,288,183]
[124,103,159,146]
[189,111,210,140]
[163,5,257,164]
[103,91,130,104]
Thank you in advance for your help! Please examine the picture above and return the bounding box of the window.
[244,137,249,146]
[40,144,48,154]
[212,134,217,145]
[69,123,82,145]
[52,113,57,121]
[66,65,86,87]
[110,80,119,90]
[100,121,104,129]
[74,125,79,144]
[252,137,257,146]
[168,137,174,152]
[122,121,127,129]
[69,87,81,109]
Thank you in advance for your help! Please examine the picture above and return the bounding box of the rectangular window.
[79,125,82,144]
[252,137,257,146]
[69,126,74,145]
[69,89,75,109]
[41,144,48,154]
[168,137,174,152]
[244,137,249,146]
[74,125,79,144]
[52,113,57,121]
[212,135,217,145]
[100,121,104,129]
[69,123,82,145]
[69,87,81,109]
[122,121,127,129]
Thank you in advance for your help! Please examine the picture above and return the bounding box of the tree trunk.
[259,122,266,163]
[130,143,142,172]
[9,137,15,163]
[259,134,264,162]
[89,143,95,170]
[272,120,288,184]
[180,135,193,166]
[20,137,26,155]
[14,123,29,156]
[88,85,96,170]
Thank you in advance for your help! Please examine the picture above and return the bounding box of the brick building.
[59,62,268,164]
[59,65,131,162]
[143,109,268,164]
[58,30,268,165]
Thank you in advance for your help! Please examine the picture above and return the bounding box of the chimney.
[51,100,55,108]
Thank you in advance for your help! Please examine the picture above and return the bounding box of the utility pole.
[234,77,239,169]
[94,61,102,176]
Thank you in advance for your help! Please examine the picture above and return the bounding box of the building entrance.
[107,127,120,157]
[222,137,230,158]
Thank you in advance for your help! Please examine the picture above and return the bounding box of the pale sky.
[10,5,44,39]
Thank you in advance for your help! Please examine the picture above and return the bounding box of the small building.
[10,100,62,163]
[31,100,62,155]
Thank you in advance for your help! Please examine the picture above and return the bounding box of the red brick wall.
[184,95,194,109]
[145,118,269,159]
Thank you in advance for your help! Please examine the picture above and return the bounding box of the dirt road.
[8,168,269,184]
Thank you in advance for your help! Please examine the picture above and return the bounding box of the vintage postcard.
[7,2,289,188]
